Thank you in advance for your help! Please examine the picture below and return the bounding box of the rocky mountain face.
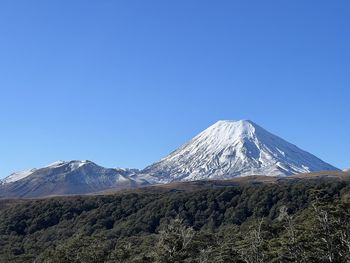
[141,120,339,183]
[0,160,147,198]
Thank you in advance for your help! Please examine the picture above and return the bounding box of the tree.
[278,206,305,263]
[237,218,265,263]
[313,204,337,263]
[198,247,212,263]
[155,217,195,263]
[107,241,132,263]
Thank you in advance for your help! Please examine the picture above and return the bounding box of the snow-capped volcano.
[142,120,339,182]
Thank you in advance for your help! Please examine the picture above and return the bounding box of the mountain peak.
[46,160,92,170]
[212,119,260,132]
[213,119,256,128]
[215,119,254,124]
[193,120,260,152]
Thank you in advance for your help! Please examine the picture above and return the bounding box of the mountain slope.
[0,160,147,198]
[1,168,37,184]
[142,120,339,182]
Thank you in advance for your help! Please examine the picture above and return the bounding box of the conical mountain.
[142,120,339,182]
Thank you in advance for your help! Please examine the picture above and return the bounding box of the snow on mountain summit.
[142,120,339,182]
[46,160,91,169]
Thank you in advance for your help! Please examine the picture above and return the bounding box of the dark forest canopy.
[0,177,350,263]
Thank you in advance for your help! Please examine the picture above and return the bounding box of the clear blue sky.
[0,0,349,177]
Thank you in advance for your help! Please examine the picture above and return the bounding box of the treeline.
[0,179,349,262]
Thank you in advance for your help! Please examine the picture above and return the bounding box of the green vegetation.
[0,179,349,262]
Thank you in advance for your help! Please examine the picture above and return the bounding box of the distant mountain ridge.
[0,160,147,198]
[0,120,339,198]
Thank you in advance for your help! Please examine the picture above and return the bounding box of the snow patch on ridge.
[1,168,37,184]
[1,160,93,185]
[47,160,66,168]
[46,160,91,170]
